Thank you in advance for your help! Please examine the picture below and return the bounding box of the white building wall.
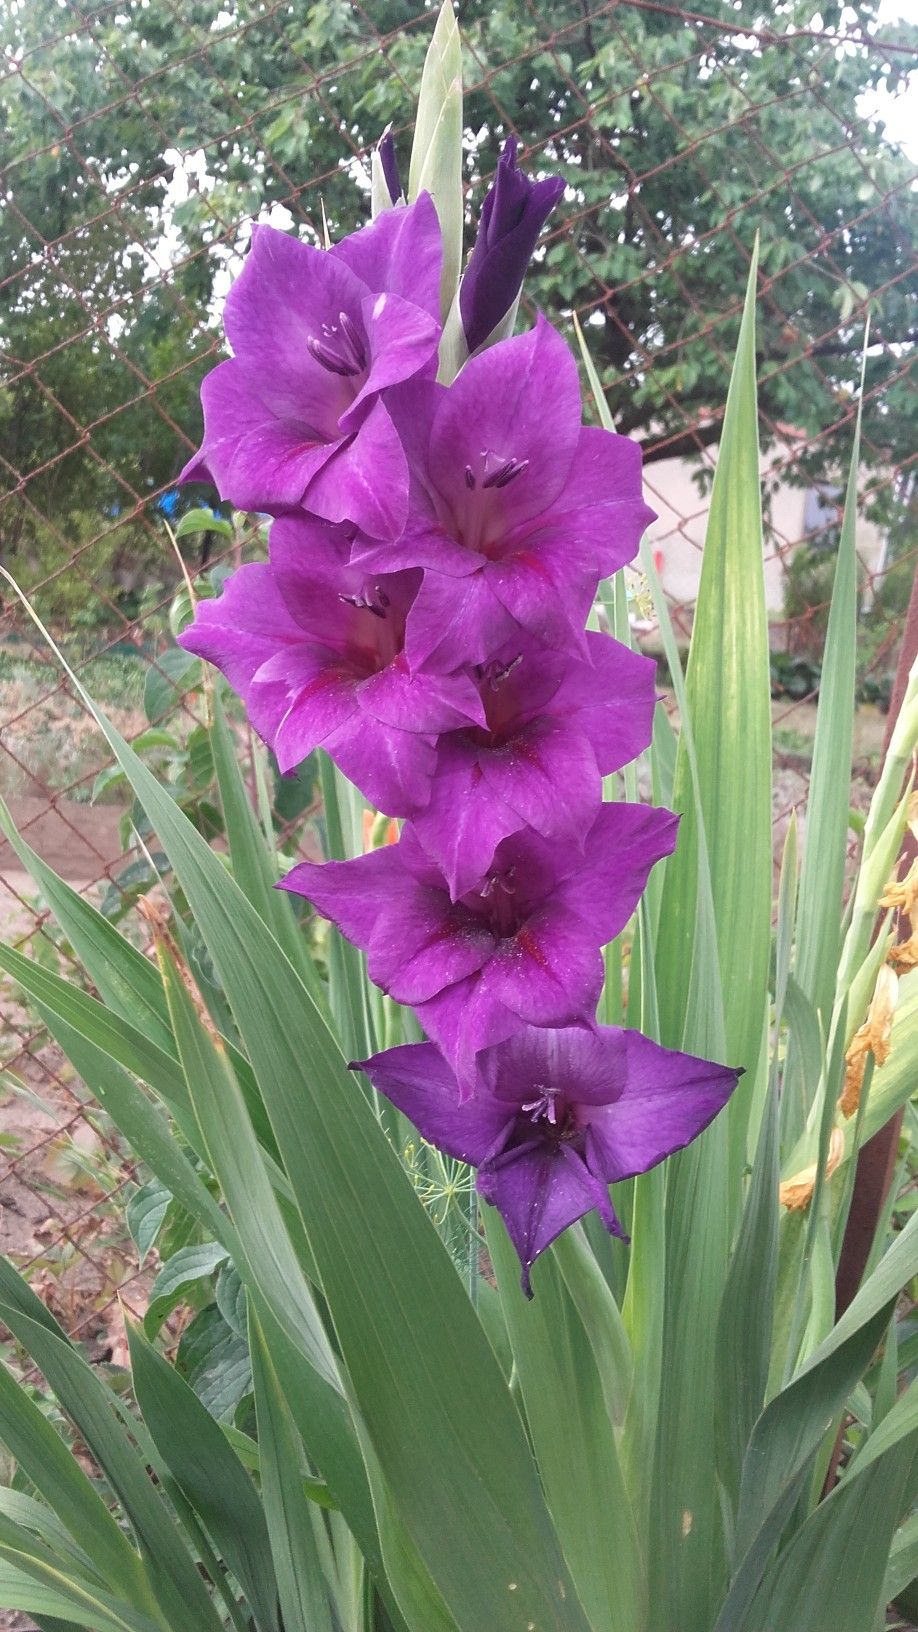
[640,440,886,615]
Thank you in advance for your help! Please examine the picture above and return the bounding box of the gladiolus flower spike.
[180,160,742,1293]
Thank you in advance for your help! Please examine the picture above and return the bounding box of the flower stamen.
[482,457,529,490]
[521,1085,559,1125]
[308,335,362,376]
[339,585,389,618]
[308,312,367,377]
[336,309,368,371]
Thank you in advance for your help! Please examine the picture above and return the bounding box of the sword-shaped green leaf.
[128,1322,281,1632]
[654,244,771,1096]
[210,686,325,1005]
[6,576,592,1632]
[716,1211,918,1629]
[0,794,172,1051]
[487,1217,644,1632]
[248,1312,339,1632]
[0,1349,149,1612]
[792,344,866,1034]
[0,1545,162,1632]
[0,1300,222,1632]
[741,1432,917,1632]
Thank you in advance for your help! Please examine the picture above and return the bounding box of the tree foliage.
[1,0,914,615]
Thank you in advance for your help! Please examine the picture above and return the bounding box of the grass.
[773,725,813,759]
[0,644,147,708]
[0,643,148,803]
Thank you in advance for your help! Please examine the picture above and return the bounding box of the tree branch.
[639,421,723,462]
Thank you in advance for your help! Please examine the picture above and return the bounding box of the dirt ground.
[0,800,141,1632]
[1,792,136,1264]
[0,791,124,884]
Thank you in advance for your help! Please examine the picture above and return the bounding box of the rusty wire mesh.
[0,0,916,1356]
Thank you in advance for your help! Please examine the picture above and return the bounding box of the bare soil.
[0,792,124,884]
[1,792,137,1262]
[0,800,145,1631]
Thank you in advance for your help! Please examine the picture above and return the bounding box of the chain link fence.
[1,0,916,1356]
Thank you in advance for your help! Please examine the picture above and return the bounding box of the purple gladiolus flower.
[460,136,565,355]
[179,196,443,540]
[283,802,678,1089]
[350,318,656,666]
[411,631,657,896]
[354,1026,741,1293]
[170,107,744,1295]
[178,516,485,813]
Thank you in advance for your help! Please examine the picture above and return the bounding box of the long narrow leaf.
[3,595,593,1632]
[157,947,381,1557]
[318,753,378,1061]
[0,1546,162,1632]
[792,344,865,1037]
[0,819,278,1159]
[210,687,325,1005]
[642,540,731,1632]
[743,1433,917,1632]
[739,1208,918,1547]
[841,1372,918,1485]
[0,1348,148,1611]
[0,795,172,1051]
[0,943,190,1114]
[487,1218,644,1632]
[654,243,771,1092]
[0,1488,99,1584]
[128,1322,281,1632]
[0,1304,221,1632]
[714,816,795,1470]
[885,1513,918,1607]
[716,1212,918,1629]
[249,1311,339,1632]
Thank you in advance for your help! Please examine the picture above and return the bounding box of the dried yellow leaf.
[779,1127,845,1211]
[880,856,918,916]
[139,895,221,1044]
[889,934,918,975]
[839,964,899,1117]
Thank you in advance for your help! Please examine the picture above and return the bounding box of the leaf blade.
[128,1320,281,1632]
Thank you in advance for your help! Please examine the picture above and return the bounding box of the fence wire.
[0,0,916,1351]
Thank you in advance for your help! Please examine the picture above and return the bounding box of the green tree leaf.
[144,1242,228,1339]
[127,1180,173,1268]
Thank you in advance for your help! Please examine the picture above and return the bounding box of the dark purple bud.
[377,126,403,206]
[460,136,565,355]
